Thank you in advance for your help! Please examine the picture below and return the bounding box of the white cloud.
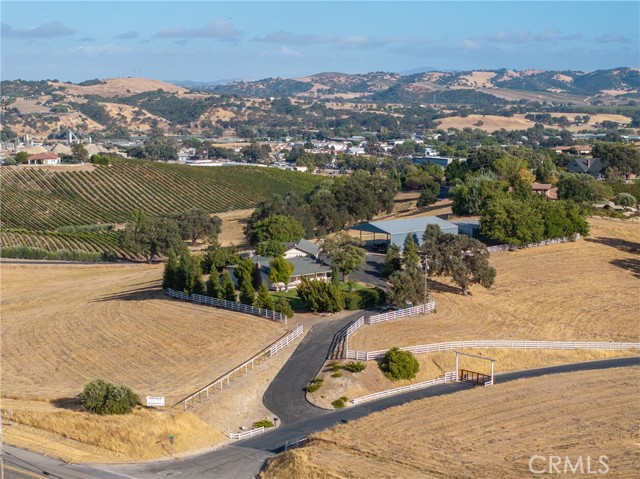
[2,21,74,38]
[69,44,130,56]
[280,46,301,57]
[157,19,242,41]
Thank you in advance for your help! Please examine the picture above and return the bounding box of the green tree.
[15,151,29,164]
[451,173,508,215]
[220,270,237,301]
[239,279,256,305]
[176,208,222,244]
[403,234,420,268]
[121,212,184,263]
[79,379,139,415]
[388,266,427,308]
[296,278,345,313]
[256,240,286,258]
[321,233,366,281]
[71,143,89,163]
[162,249,179,290]
[593,142,640,178]
[557,173,611,204]
[380,348,420,381]
[416,177,441,207]
[426,233,496,296]
[249,214,305,245]
[273,295,294,318]
[381,243,402,278]
[177,252,205,295]
[235,257,258,289]
[202,242,241,273]
[206,272,221,298]
[268,257,295,290]
[480,196,545,246]
[254,283,274,310]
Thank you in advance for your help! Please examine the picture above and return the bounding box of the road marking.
[4,464,46,478]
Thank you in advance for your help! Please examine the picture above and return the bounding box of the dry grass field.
[215,208,254,247]
[309,349,634,409]
[51,78,188,98]
[351,218,640,351]
[0,263,286,404]
[1,398,224,463]
[263,367,640,479]
[437,112,633,133]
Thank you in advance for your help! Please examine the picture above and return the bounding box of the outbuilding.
[349,216,458,248]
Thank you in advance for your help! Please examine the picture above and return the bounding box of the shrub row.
[0,245,116,262]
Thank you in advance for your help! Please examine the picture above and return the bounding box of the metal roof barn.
[349,216,458,247]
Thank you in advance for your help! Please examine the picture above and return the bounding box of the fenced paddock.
[350,371,456,405]
[166,288,287,323]
[347,339,640,361]
[177,324,304,410]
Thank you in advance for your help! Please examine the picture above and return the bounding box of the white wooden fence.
[350,371,456,405]
[366,301,435,325]
[347,339,640,361]
[487,235,578,254]
[343,315,365,353]
[178,324,304,410]
[228,426,265,440]
[166,288,287,323]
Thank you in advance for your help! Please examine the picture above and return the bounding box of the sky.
[1,1,638,83]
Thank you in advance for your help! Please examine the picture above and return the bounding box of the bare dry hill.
[51,77,188,98]
[262,367,639,479]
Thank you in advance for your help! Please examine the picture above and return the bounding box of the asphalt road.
[83,355,639,479]
[263,312,360,425]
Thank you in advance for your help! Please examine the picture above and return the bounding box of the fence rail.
[347,339,640,361]
[350,371,455,405]
[228,427,265,440]
[487,235,578,253]
[366,301,435,325]
[178,324,304,410]
[166,288,287,324]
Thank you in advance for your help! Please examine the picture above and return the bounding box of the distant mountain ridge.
[209,68,639,99]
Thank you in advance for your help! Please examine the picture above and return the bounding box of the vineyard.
[0,229,144,260]
[0,159,322,259]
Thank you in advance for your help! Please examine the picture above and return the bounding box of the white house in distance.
[27,152,60,165]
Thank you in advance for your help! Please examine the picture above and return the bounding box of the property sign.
[146,396,165,407]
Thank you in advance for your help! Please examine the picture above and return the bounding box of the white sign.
[146,396,165,407]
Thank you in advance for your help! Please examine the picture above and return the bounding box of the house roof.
[253,255,331,278]
[567,157,602,174]
[531,182,553,191]
[349,216,458,236]
[285,238,319,257]
[27,152,59,160]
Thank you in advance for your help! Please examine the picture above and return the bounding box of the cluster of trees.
[480,195,589,246]
[163,249,295,318]
[246,171,398,240]
[384,225,496,303]
[126,127,178,162]
[121,209,222,263]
